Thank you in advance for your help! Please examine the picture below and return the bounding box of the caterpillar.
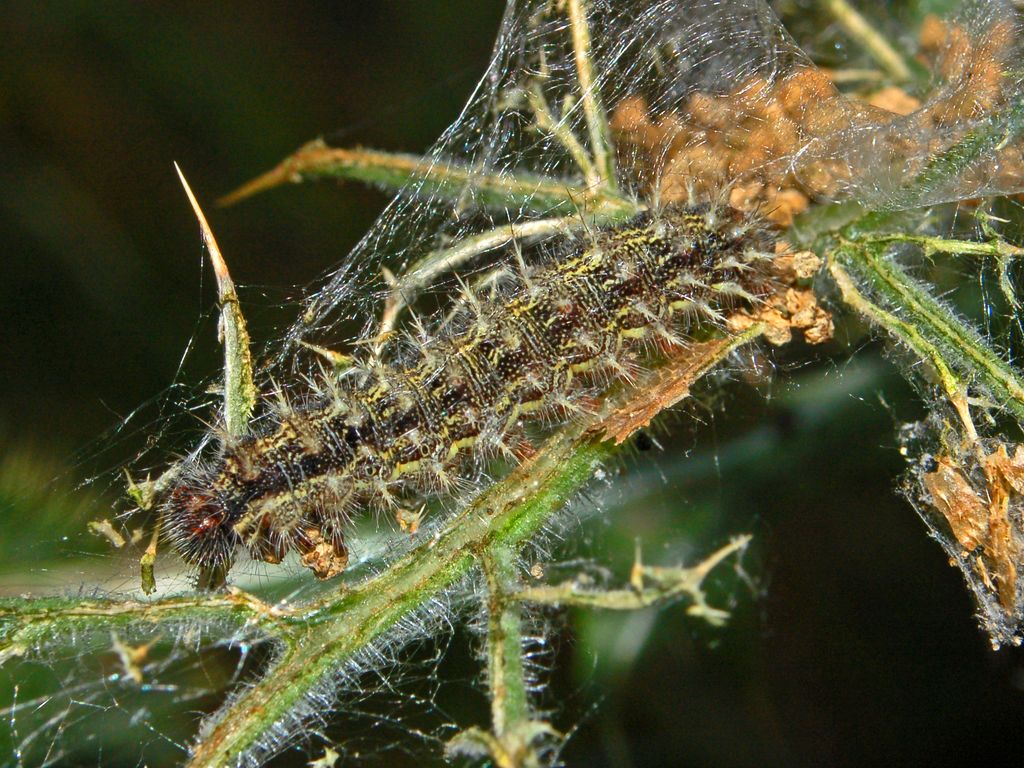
[163,202,778,578]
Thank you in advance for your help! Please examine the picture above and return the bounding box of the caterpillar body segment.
[164,203,777,578]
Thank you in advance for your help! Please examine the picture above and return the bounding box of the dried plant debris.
[917,15,1016,127]
[611,13,1024,223]
[726,246,833,346]
[902,417,1024,647]
[611,66,859,225]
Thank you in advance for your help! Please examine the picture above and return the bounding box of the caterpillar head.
[163,483,239,573]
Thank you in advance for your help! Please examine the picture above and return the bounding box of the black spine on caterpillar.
[163,203,778,578]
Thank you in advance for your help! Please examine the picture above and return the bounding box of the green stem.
[218,141,634,217]
[831,243,1024,423]
[481,546,529,739]
[0,591,291,663]
[857,232,1024,259]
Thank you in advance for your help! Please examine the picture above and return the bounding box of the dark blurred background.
[0,0,506,448]
[1,1,1023,766]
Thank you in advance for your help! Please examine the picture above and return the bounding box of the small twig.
[124,461,184,513]
[597,325,766,443]
[480,546,531,746]
[526,83,599,187]
[565,0,617,189]
[110,631,160,684]
[88,519,126,549]
[513,536,751,627]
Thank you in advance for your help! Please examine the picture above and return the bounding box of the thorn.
[175,162,256,438]
[88,519,127,549]
[111,631,160,685]
[308,746,340,768]
[176,163,231,287]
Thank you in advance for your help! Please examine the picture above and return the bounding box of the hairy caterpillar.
[164,203,778,578]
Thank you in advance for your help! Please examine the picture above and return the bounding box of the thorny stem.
[218,141,634,217]
[120,168,260,593]
[830,242,1024,425]
[565,0,616,190]
[817,0,913,83]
